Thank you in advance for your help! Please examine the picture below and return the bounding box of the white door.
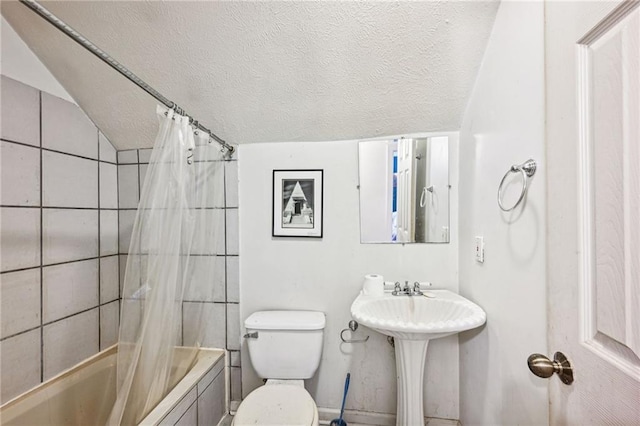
[546,0,640,423]
[396,138,415,242]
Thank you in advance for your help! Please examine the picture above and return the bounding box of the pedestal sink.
[350,290,486,426]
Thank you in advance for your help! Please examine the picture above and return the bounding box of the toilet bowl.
[233,380,319,426]
[232,310,325,426]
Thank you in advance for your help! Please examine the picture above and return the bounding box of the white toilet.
[233,310,326,426]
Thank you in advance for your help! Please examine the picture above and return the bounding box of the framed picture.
[272,169,323,238]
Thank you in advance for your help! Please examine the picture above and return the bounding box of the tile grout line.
[116,153,121,303]
[0,205,116,210]
[223,162,228,306]
[223,159,236,402]
[1,255,116,275]
[223,162,229,354]
[97,127,101,350]
[0,298,121,343]
[39,90,44,383]
[0,137,117,165]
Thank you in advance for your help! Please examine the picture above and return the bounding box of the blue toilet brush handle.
[338,373,350,422]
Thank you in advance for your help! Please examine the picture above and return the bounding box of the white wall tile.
[41,92,97,159]
[100,256,119,303]
[183,302,225,348]
[225,209,238,255]
[197,362,224,395]
[192,162,224,208]
[139,164,149,193]
[98,132,116,163]
[0,207,40,272]
[0,269,40,339]
[230,366,242,401]
[224,161,238,208]
[43,308,98,379]
[43,209,98,264]
[0,76,40,147]
[138,149,152,164]
[0,141,40,206]
[230,351,241,367]
[197,371,225,426]
[42,151,98,208]
[100,301,119,349]
[119,255,127,293]
[192,209,225,255]
[100,163,118,209]
[100,210,118,256]
[226,256,239,303]
[118,210,137,254]
[175,400,198,426]
[226,304,240,351]
[117,150,138,164]
[193,145,224,162]
[43,259,98,323]
[0,329,41,404]
[118,165,139,209]
[158,387,197,426]
[184,256,225,303]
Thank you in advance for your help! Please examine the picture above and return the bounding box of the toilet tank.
[244,310,325,380]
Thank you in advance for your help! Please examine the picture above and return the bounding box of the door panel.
[546,0,640,423]
[396,138,415,242]
[581,3,640,377]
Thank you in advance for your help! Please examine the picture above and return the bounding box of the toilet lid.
[233,385,317,426]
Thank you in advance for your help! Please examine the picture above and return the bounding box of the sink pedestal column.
[395,339,429,426]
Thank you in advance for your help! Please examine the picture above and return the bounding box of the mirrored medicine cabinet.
[358,135,451,244]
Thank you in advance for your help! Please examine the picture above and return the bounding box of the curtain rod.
[19,0,234,156]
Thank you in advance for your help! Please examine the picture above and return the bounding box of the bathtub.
[0,345,226,425]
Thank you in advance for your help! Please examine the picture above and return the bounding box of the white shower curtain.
[108,106,223,425]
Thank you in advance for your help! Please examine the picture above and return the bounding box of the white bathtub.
[0,345,226,425]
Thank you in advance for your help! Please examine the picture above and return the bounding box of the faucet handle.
[413,281,424,295]
[392,281,402,296]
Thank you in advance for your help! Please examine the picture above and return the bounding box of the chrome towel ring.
[419,185,434,208]
[497,159,537,212]
[340,320,369,344]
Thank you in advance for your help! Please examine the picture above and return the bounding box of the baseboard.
[317,407,459,426]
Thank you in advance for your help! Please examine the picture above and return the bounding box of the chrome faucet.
[412,281,423,296]
[392,281,424,296]
[392,281,403,296]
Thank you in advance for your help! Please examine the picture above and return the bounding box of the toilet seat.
[233,384,319,426]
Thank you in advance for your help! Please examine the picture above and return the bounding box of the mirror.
[358,136,450,243]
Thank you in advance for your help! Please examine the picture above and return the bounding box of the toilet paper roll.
[363,274,384,297]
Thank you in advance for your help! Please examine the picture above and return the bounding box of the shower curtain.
[108,106,223,425]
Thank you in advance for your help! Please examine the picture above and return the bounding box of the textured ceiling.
[1,1,499,150]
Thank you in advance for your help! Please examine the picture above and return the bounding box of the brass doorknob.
[527,352,574,385]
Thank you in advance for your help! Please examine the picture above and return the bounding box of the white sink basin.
[350,290,486,340]
[350,289,486,426]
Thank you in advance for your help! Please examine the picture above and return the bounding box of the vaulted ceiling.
[2,1,499,150]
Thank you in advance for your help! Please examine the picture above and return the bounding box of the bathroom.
[1,1,639,425]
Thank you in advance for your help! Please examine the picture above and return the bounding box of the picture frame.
[272,169,324,238]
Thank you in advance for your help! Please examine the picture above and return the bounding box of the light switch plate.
[475,236,484,263]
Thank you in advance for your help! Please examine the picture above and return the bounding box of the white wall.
[458,1,547,425]
[1,17,74,103]
[239,138,460,421]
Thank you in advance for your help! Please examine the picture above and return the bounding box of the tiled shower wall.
[116,145,241,405]
[0,76,120,403]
